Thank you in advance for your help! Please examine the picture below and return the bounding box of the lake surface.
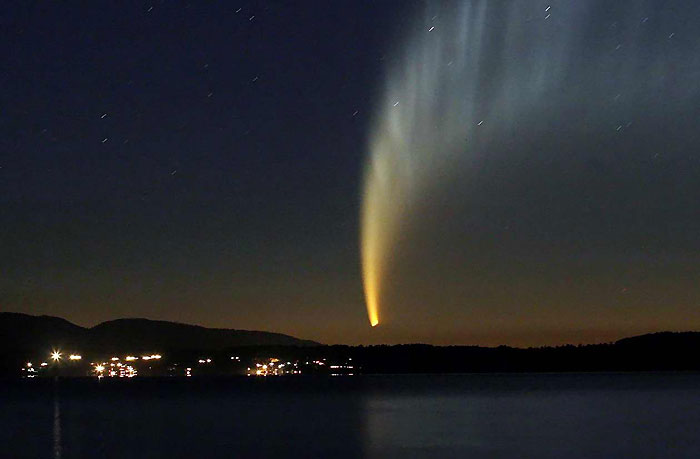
[2,373,699,458]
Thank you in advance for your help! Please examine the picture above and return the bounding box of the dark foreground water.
[2,373,699,458]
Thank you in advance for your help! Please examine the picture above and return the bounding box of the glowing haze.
[361,0,700,330]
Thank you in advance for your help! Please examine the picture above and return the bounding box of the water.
[2,373,700,458]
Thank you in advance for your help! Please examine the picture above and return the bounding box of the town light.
[51,350,62,361]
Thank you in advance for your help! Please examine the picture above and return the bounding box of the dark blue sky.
[1,1,401,342]
[2,1,700,345]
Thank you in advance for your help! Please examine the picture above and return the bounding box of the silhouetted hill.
[89,318,319,352]
[0,312,319,357]
[3,312,700,376]
[0,312,87,353]
[615,331,700,349]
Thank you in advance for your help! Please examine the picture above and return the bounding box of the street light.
[51,350,62,362]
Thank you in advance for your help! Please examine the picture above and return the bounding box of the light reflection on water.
[3,374,700,458]
[364,395,483,454]
[52,383,61,459]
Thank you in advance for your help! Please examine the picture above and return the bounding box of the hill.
[3,312,700,376]
[0,312,319,358]
[88,318,319,351]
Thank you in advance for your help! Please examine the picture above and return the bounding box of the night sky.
[2,1,700,346]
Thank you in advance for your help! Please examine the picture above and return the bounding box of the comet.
[360,1,589,326]
[361,1,495,327]
[360,0,692,327]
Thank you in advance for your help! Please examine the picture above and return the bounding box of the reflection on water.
[53,382,61,459]
[364,395,482,454]
[2,374,700,458]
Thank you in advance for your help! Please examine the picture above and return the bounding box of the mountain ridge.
[0,312,320,353]
[3,312,700,375]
